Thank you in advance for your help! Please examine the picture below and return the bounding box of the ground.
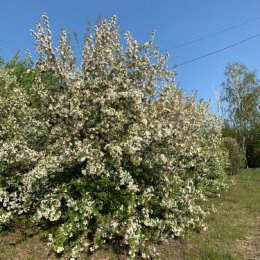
[0,168,259,260]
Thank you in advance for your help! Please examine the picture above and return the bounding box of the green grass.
[0,168,259,260]
[182,168,260,260]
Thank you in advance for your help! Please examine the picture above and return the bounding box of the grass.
[181,168,260,260]
[0,168,259,260]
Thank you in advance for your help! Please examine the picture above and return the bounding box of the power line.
[161,15,260,52]
[174,32,260,68]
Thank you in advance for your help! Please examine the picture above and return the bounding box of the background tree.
[1,52,34,88]
[246,122,260,167]
[221,62,260,167]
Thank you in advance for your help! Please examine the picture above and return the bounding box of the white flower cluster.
[0,15,229,259]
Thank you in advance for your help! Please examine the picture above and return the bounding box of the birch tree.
[221,62,260,167]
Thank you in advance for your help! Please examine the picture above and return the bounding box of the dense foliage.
[0,15,229,259]
[223,137,244,175]
[246,122,260,168]
[221,62,260,168]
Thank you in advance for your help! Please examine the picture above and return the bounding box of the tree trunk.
[241,136,248,168]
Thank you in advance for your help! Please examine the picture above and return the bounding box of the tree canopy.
[221,62,260,168]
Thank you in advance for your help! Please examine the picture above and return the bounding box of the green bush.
[0,15,229,259]
[246,122,260,168]
[223,137,244,174]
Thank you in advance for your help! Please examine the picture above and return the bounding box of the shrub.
[0,15,228,259]
[223,137,244,174]
[246,122,260,168]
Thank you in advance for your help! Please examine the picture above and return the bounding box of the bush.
[0,15,228,259]
[246,122,260,168]
[223,137,244,174]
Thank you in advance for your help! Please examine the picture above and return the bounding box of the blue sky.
[1,0,260,108]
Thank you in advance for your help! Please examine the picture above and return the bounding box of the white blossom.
[0,14,229,259]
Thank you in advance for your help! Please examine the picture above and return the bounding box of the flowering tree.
[0,15,228,259]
